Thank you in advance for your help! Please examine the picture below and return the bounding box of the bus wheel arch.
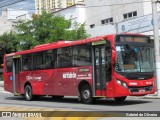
[24,82,34,101]
[78,81,94,104]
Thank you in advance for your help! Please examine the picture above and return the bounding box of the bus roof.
[5,33,147,57]
[6,35,107,57]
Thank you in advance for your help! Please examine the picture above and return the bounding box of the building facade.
[35,0,84,14]
[85,0,152,30]
[0,8,32,35]
[53,4,85,26]
[84,0,160,37]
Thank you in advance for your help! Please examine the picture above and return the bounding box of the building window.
[90,24,95,28]
[124,14,127,19]
[101,20,105,24]
[101,17,113,25]
[109,18,113,22]
[123,11,137,19]
[133,11,137,17]
[128,13,132,18]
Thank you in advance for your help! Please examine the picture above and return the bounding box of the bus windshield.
[115,43,154,73]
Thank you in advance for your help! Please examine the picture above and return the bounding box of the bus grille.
[129,85,153,93]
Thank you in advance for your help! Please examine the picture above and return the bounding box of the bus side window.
[56,47,72,68]
[33,52,43,70]
[22,54,32,71]
[73,44,92,67]
[43,50,55,69]
[6,57,13,72]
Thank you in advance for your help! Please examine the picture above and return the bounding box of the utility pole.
[152,0,160,96]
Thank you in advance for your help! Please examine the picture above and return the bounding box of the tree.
[0,31,17,53]
[16,11,90,50]
[63,22,89,40]
[0,31,17,65]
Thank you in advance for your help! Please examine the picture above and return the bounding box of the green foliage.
[0,11,90,64]
[63,22,90,40]
[0,12,90,65]
[0,31,17,65]
[16,11,90,50]
[0,31,17,53]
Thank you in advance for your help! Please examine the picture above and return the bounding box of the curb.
[142,96,160,99]
[142,93,160,99]
[128,92,160,99]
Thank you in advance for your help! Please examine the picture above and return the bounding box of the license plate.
[139,89,145,92]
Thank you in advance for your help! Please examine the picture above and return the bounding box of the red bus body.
[3,33,156,103]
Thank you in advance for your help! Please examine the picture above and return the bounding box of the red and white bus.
[3,33,156,104]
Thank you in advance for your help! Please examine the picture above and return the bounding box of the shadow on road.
[5,96,152,106]
[93,98,151,106]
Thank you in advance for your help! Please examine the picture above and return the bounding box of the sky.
[0,0,35,15]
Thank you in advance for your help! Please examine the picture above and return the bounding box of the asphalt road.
[0,86,160,120]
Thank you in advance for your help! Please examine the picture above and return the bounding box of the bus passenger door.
[13,56,21,95]
[93,44,107,96]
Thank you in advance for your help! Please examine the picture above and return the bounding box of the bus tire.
[81,84,94,104]
[24,85,34,101]
[114,96,127,102]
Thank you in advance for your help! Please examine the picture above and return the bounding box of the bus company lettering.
[63,72,77,79]
[26,76,41,81]
[26,76,33,81]
[26,73,48,81]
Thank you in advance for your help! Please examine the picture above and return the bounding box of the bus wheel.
[81,84,94,104]
[114,96,127,102]
[24,85,34,101]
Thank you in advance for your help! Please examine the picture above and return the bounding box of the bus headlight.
[122,82,128,88]
[117,80,121,85]
[116,79,128,88]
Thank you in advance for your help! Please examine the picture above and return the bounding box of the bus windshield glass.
[115,36,154,72]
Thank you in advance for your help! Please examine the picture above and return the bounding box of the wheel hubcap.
[83,90,90,99]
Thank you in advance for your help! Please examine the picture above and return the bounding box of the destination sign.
[116,36,149,43]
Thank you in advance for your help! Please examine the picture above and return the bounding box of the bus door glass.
[93,43,106,96]
[13,56,21,94]
[92,40,112,96]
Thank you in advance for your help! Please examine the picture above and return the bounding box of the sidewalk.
[0,81,4,87]
[143,92,160,99]
[128,92,160,99]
